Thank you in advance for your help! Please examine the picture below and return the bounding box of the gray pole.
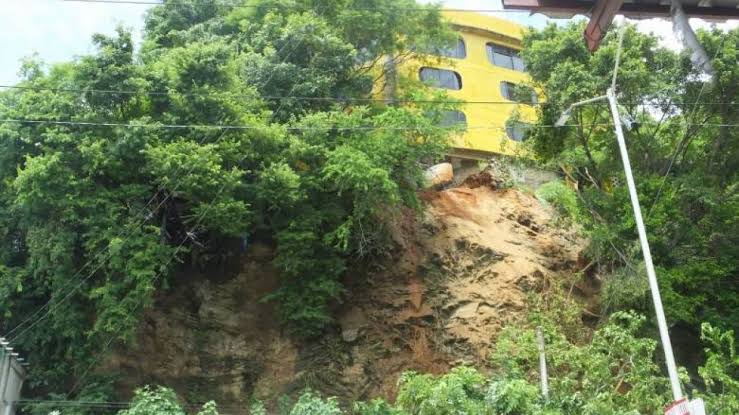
[670,0,715,80]
[536,326,549,400]
[606,87,683,401]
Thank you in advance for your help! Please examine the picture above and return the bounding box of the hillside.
[108,170,586,409]
[1,2,737,413]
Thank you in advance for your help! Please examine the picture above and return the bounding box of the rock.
[342,328,360,343]
[424,162,454,189]
[450,301,479,319]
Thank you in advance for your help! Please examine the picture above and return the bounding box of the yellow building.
[401,11,538,158]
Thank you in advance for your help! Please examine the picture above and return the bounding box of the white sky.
[1,0,737,85]
[0,0,151,85]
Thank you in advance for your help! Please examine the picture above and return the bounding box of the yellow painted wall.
[400,11,538,157]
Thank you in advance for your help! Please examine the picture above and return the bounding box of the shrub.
[485,379,540,414]
[535,180,579,223]
[288,390,343,415]
[117,386,219,415]
[395,367,489,414]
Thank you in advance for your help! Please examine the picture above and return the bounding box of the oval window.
[440,110,467,127]
[506,122,532,142]
[500,81,538,104]
[437,38,467,59]
[419,67,462,90]
[486,44,526,72]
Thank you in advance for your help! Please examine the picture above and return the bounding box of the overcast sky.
[1,0,737,86]
[1,0,152,85]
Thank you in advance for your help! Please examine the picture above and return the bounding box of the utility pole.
[555,89,684,403]
[536,326,549,400]
[555,22,684,400]
[554,21,683,402]
[605,88,683,401]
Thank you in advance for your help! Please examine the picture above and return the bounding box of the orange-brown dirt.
[110,171,585,412]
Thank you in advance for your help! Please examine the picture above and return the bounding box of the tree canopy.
[523,22,738,338]
[2,2,737,413]
[0,0,459,397]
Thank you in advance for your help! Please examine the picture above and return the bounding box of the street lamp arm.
[554,95,608,126]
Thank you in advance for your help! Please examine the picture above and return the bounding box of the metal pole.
[606,87,683,401]
[536,326,549,400]
[611,24,626,91]
[670,0,714,80]
[554,95,607,126]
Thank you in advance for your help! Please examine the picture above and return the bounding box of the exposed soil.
[110,170,585,412]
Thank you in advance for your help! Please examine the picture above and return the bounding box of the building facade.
[400,11,538,158]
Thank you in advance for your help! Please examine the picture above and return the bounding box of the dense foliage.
[0,0,459,398]
[523,22,738,348]
[118,386,218,415]
[4,1,737,413]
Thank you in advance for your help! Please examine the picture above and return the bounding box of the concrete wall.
[0,347,26,415]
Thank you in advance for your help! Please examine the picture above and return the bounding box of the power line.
[8,0,502,344]
[5,85,737,107]
[0,117,267,132]
[0,84,539,105]
[17,400,130,408]
[0,117,579,130]
[59,129,258,402]
[60,0,539,13]
[4,129,239,342]
[3,118,739,131]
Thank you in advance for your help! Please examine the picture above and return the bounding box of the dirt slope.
[111,172,584,411]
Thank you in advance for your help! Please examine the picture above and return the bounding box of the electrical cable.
[4,85,736,107]
[0,118,568,130]
[0,84,539,105]
[2,127,232,341]
[6,1,734,402]
[4,118,739,130]
[611,24,626,92]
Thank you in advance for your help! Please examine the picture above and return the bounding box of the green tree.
[0,0,457,401]
[522,22,739,341]
[118,386,220,415]
[288,390,343,415]
[395,367,489,415]
[493,312,671,414]
[695,324,739,414]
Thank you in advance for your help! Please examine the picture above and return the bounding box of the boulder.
[424,162,454,189]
